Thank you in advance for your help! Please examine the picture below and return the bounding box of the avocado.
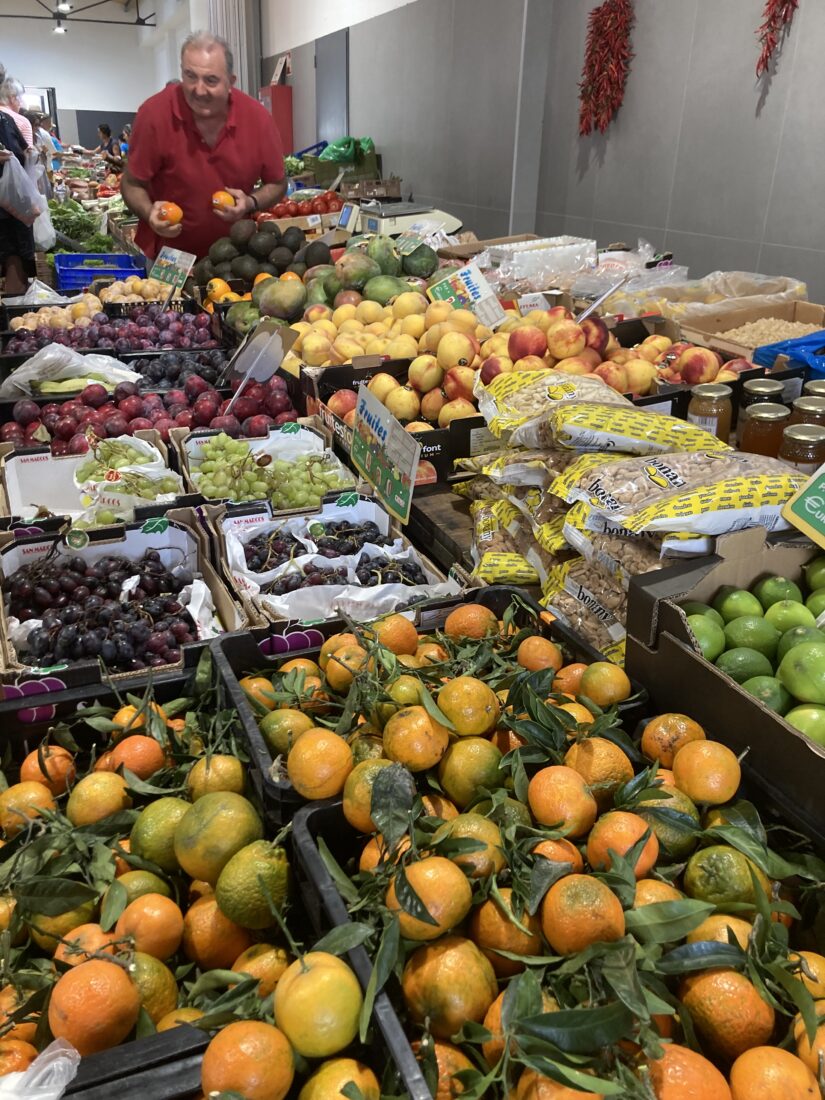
[192,258,215,285]
[287,262,307,277]
[213,260,235,278]
[208,237,239,265]
[293,246,308,265]
[305,240,332,269]
[231,254,260,282]
[247,231,280,261]
[229,219,257,248]
[256,262,277,277]
[281,226,306,253]
[269,245,295,273]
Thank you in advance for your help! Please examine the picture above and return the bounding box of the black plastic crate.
[292,800,432,1100]
[102,297,205,319]
[65,1024,207,1099]
[211,587,647,828]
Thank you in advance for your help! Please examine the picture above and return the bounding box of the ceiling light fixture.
[53,18,66,32]
[56,2,71,12]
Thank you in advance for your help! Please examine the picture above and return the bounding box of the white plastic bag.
[33,206,56,251]
[0,156,44,225]
[0,344,142,398]
[0,1038,80,1099]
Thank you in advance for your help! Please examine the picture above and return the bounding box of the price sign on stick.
[350,384,421,524]
[427,262,506,329]
[782,464,825,550]
[223,322,298,412]
[148,246,197,303]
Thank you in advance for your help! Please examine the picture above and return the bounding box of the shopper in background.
[39,115,63,172]
[91,123,117,157]
[0,78,33,148]
[0,87,36,293]
[122,31,286,259]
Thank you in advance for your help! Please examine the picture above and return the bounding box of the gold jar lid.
[803,380,825,397]
[783,424,825,443]
[691,383,732,399]
[745,403,791,420]
[742,378,783,396]
[792,396,825,413]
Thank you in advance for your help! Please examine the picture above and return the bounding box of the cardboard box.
[437,235,540,262]
[301,358,500,483]
[259,212,340,236]
[681,301,825,361]
[204,495,469,625]
[0,511,249,690]
[624,526,825,848]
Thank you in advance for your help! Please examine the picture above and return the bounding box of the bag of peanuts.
[562,521,667,591]
[476,370,630,442]
[455,447,575,487]
[541,572,627,663]
[544,403,731,455]
[554,450,783,517]
[570,500,715,557]
[469,498,540,584]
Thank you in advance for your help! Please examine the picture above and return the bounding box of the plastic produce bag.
[0,279,82,307]
[752,330,825,374]
[602,271,806,323]
[0,345,141,399]
[0,1039,79,1099]
[0,156,44,225]
[33,205,56,251]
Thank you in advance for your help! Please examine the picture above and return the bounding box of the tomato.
[271,204,287,217]
[327,198,343,213]
[322,191,336,203]
[311,198,329,214]
[285,201,299,217]
[256,212,277,222]
[298,200,313,213]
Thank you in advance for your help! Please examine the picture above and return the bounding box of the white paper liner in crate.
[72,435,168,491]
[0,345,141,398]
[241,547,459,621]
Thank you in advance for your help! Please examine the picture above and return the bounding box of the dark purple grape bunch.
[311,519,389,558]
[263,562,348,596]
[355,554,427,588]
[4,548,197,671]
[243,530,303,573]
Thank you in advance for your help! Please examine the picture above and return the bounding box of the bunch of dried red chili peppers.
[756,0,799,77]
[578,0,635,137]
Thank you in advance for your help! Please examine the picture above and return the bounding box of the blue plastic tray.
[54,252,145,291]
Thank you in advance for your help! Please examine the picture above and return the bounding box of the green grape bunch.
[76,439,159,482]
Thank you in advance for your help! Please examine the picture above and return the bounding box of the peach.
[443,366,476,402]
[480,356,514,385]
[327,389,358,418]
[642,334,673,354]
[715,369,740,383]
[367,372,401,403]
[623,358,658,396]
[676,347,721,385]
[594,361,629,393]
[303,304,333,324]
[301,333,334,367]
[523,309,554,333]
[425,301,454,329]
[604,332,620,355]
[405,420,434,432]
[508,325,547,362]
[578,348,603,370]
[421,388,447,421]
[513,355,548,372]
[480,333,510,360]
[722,357,756,375]
[555,356,595,375]
[547,305,574,323]
[438,398,478,428]
[448,309,478,334]
[633,343,662,364]
[546,320,586,360]
[581,316,609,357]
[408,355,444,393]
[343,409,357,428]
[385,385,422,421]
[608,348,634,366]
[498,318,520,334]
[666,341,694,362]
[437,331,475,370]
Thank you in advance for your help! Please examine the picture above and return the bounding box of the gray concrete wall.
[537,0,825,299]
[348,0,524,237]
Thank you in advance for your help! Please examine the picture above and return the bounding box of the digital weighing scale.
[337,200,463,236]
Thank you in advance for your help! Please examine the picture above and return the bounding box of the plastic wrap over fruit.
[0,345,140,399]
[0,1038,79,1099]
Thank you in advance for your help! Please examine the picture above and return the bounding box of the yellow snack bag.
[546,403,731,455]
[476,370,630,441]
[470,499,540,585]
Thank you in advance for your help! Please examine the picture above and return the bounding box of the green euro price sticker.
[350,384,420,524]
[782,464,825,549]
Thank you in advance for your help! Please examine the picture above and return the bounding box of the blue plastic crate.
[54,252,146,291]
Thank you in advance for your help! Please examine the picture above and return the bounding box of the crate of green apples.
[682,558,825,739]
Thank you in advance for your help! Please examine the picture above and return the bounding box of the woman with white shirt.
[0,71,36,293]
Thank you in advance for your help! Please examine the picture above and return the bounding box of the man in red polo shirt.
[123,32,286,259]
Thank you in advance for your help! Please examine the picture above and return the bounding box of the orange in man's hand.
[157,202,183,224]
[212,190,236,209]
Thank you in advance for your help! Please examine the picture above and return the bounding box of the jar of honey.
[738,403,791,458]
[687,383,733,443]
[803,379,825,398]
[737,378,785,445]
[789,396,825,428]
[778,424,825,473]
